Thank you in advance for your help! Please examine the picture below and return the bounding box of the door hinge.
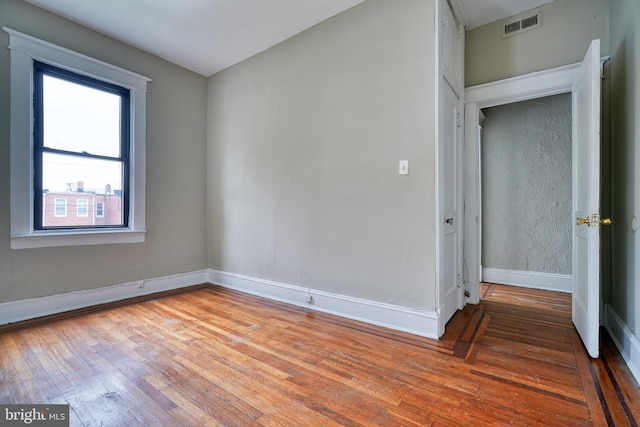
[457,112,462,128]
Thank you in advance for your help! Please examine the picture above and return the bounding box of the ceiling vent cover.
[502,12,541,38]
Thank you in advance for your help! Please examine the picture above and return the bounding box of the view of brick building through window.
[42,181,122,227]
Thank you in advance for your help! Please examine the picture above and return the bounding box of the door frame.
[463,63,581,304]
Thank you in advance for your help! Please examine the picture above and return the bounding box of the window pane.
[42,153,124,227]
[54,199,66,217]
[77,199,88,217]
[42,75,121,157]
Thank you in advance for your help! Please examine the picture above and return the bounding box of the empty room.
[1,0,639,425]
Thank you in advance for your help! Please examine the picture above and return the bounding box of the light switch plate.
[399,160,409,175]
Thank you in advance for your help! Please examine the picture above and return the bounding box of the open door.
[572,39,606,358]
[436,0,464,334]
[438,80,463,329]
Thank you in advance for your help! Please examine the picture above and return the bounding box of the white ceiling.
[24,0,554,77]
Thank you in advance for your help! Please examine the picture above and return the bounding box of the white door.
[572,39,603,358]
[439,81,463,327]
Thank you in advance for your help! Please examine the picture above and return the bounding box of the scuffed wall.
[481,94,572,274]
[207,0,438,309]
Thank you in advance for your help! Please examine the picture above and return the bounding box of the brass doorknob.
[576,217,590,226]
[600,218,612,226]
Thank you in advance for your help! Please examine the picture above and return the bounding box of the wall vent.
[502,12,541,38]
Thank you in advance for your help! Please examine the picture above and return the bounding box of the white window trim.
[4,28,150,249]
[77,199,88,217]
[54,198,67,217]
[96,202,105,218]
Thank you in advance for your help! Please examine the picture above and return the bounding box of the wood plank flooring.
[1,283,638,426]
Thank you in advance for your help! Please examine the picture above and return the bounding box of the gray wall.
[207,0,437,309]
[0,0,208,302]
[466,0,609,87]
[481,94,572,274]
[609,0,640,343]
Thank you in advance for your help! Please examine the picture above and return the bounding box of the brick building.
[42,182,122,227]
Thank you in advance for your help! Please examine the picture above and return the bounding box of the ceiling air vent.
[502,12,541,38]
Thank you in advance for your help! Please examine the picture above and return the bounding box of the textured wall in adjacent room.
[482,93,572,274]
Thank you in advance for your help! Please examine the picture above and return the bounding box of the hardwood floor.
[1,283,638,426]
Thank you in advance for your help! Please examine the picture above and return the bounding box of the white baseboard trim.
[0,269,209,326]
[208,269,440,339]
[0,268,440,339]
[482,267,572,293]
[604,304,640,385]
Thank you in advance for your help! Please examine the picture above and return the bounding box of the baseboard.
[208,269,440,339]
[604,304,640,385]
[0,269,209,326]
[0,268,440,339]
[482,267,572,293]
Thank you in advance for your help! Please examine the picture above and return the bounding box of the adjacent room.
[481,94,573,293]
[1,0,639,424]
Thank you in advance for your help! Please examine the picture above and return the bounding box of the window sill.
[10,229,146,249]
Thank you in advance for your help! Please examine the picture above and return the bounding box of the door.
[572,39,602,358]
[437,0,464,332]
[438,81,463,328]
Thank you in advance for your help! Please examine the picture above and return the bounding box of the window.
[54,199,67,217]
[5,27,150,249]
[96,202,104,218]
[77,199,89,217]
[33,62,128,229]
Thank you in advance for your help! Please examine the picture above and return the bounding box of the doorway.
[463,63,581,305]
[479,93,573,293]
[464,40,605,357]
